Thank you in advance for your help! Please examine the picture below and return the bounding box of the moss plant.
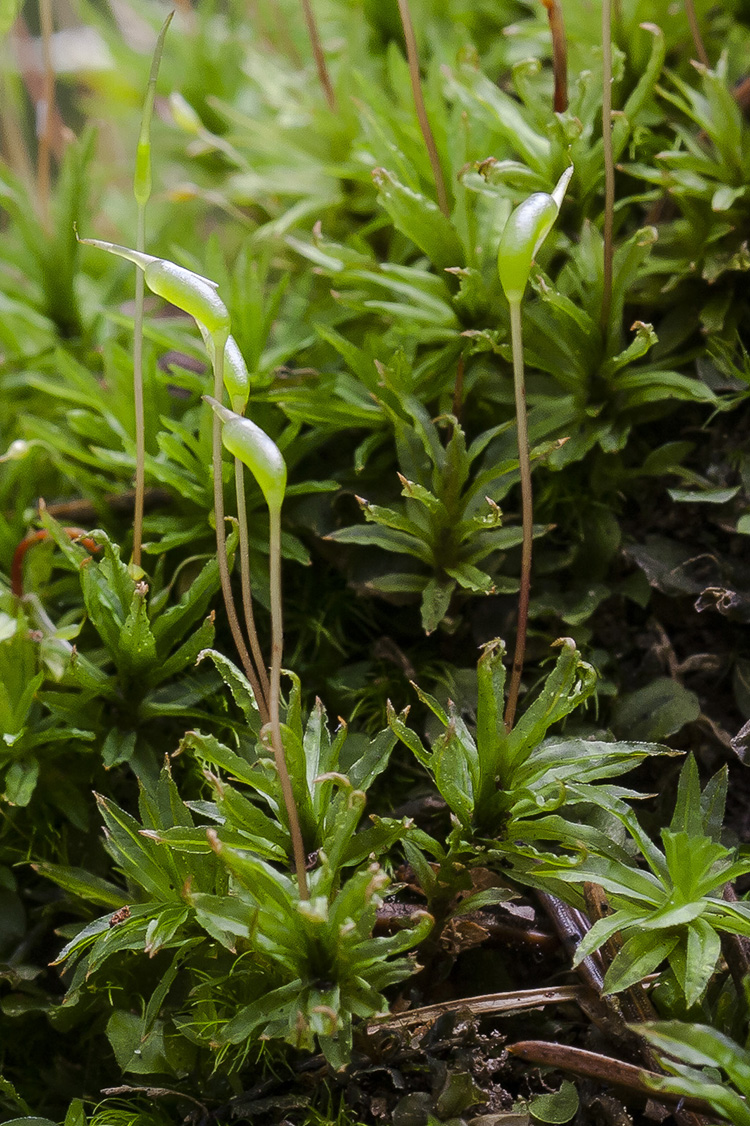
[601,0,614,331]
[395,0,450,216]
[496,166,572,729]
[131,13,173,568]
[200,326,271,712]
[206,395,310,900]
[79,237,269,718]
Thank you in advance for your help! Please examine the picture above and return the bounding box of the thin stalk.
[600,0,614,333]
[211,344,271,725]
[37,0,55,230]
[542,0,568,113]
[504,300,532,732]
[132,205,146,567]
[234,460,271,711]
[131,11,173,568]
[269,507,309,899]
[300,0,336,111]
[506,1042,714,1120]
[684,0,710,65]
[396,0,450,218]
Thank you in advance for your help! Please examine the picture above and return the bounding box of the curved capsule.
[223,337,250,413]
[497,165,573,305]
[205,396,286,513]
[199,327,250,413]
[143,259,229,335]
[80,237,230,335]
[497,193,558,305]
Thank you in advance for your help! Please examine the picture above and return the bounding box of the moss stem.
[504,300,532,732]
[211,343,270,725]
[396,0,450,217]
[234,460,271,712]
[300,0,336,110]
[542,0,568,113]
[684,0,710,65]
[132,204,146,568]
[600,0,614,333]
[269,507,309,899]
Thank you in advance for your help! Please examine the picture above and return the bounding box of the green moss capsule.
[199,327,250,414]
[205,396,286,513]
[497,165,573,305]
[80,238,230,335]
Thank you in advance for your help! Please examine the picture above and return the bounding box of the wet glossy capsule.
[497,165,573,305]
[204,396,286,513]
[80,238,230,335]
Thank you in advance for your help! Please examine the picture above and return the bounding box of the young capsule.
[80,238,230,336]
[497,165,573,305]
[199,327,250,414]
[204,396,286,513]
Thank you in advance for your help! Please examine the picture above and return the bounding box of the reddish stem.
[396,0,450,217]
[12,528,99,597]
[300,0,336,110]
[541,0,568,113]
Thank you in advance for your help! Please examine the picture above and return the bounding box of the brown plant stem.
[601,0,614,333]
[535,891,607,993]
[576,884,710,1126]
[504,300,532,731]
[507,1042,713,1119]
[234,461,271,711]
[268,507,309,899]
[368,983,587,1033]
[395,0,450,217]
[684,0,710,65]
[542,0,568,113]
[300,0,336,110]
[12,528,100,597]
[37,0,55,230]
[211,342,270,726]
